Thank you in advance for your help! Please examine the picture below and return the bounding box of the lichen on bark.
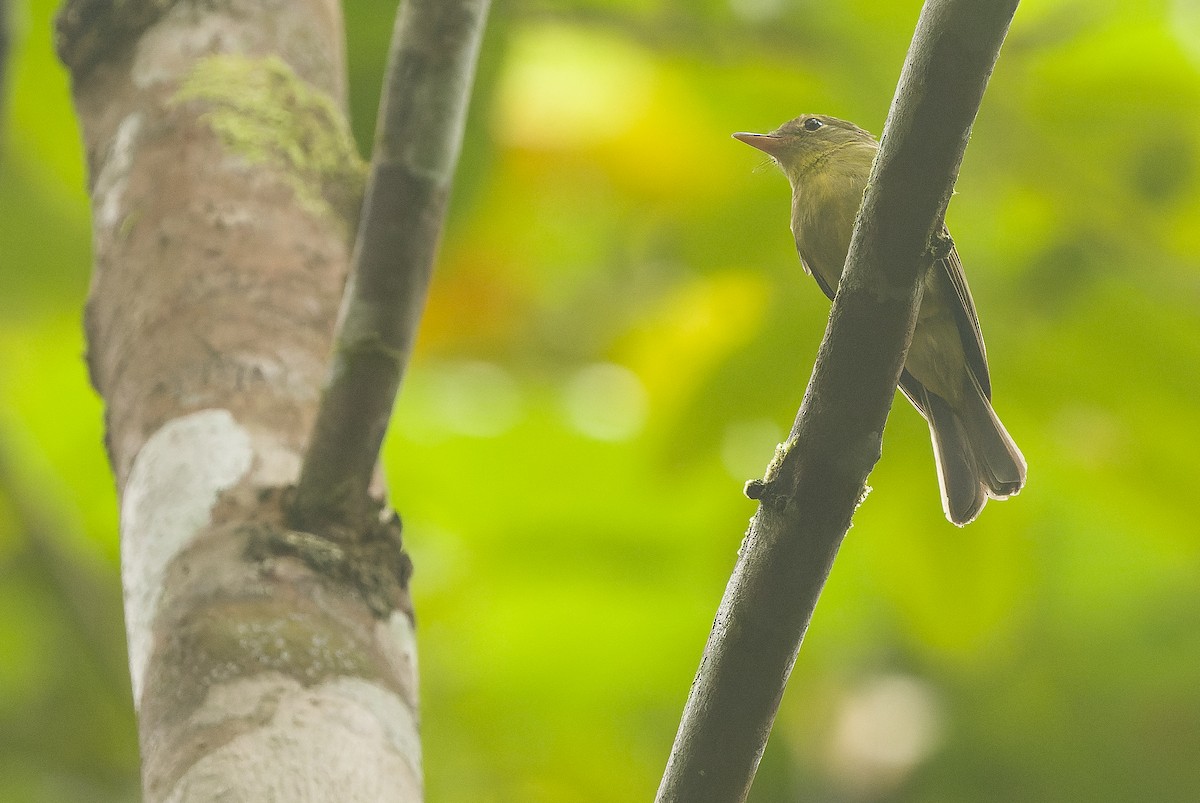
[173,54,366,226]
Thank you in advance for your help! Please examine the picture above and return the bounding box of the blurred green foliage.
[3,0,1199,800]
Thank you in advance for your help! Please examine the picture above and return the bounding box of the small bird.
[734,114,1026,525]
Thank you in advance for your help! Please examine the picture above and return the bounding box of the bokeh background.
[3,0,1200,800]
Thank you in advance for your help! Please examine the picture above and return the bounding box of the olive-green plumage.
[735,114,1026,525]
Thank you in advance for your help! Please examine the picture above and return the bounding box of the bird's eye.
[802,117,823,132]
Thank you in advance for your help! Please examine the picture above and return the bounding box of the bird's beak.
[733,132,783,157]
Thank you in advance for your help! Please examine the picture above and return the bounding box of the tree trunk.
[57,1,420,799]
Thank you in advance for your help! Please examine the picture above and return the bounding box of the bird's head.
[734,114,876,185]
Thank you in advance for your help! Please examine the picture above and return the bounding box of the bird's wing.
[939,240,992,399]
[898,369,932,421]
[799,231,989,407]
[803,254,837,301]
[806,250,934,422]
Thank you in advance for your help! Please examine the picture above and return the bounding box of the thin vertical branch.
[657,0,1021,800]
[292,0,491,529]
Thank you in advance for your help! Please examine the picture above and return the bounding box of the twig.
[292,0,490,530]
[656,1,1021,800]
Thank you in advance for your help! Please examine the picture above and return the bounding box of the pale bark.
[657,0,1021,800]
[58,1,420,799]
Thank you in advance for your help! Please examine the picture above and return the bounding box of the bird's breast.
[790,174,861,294]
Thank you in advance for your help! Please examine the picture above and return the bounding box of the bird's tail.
[927,376,1026,526]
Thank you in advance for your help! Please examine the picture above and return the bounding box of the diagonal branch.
[656,0,1021,800]
[292,0,490,530]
